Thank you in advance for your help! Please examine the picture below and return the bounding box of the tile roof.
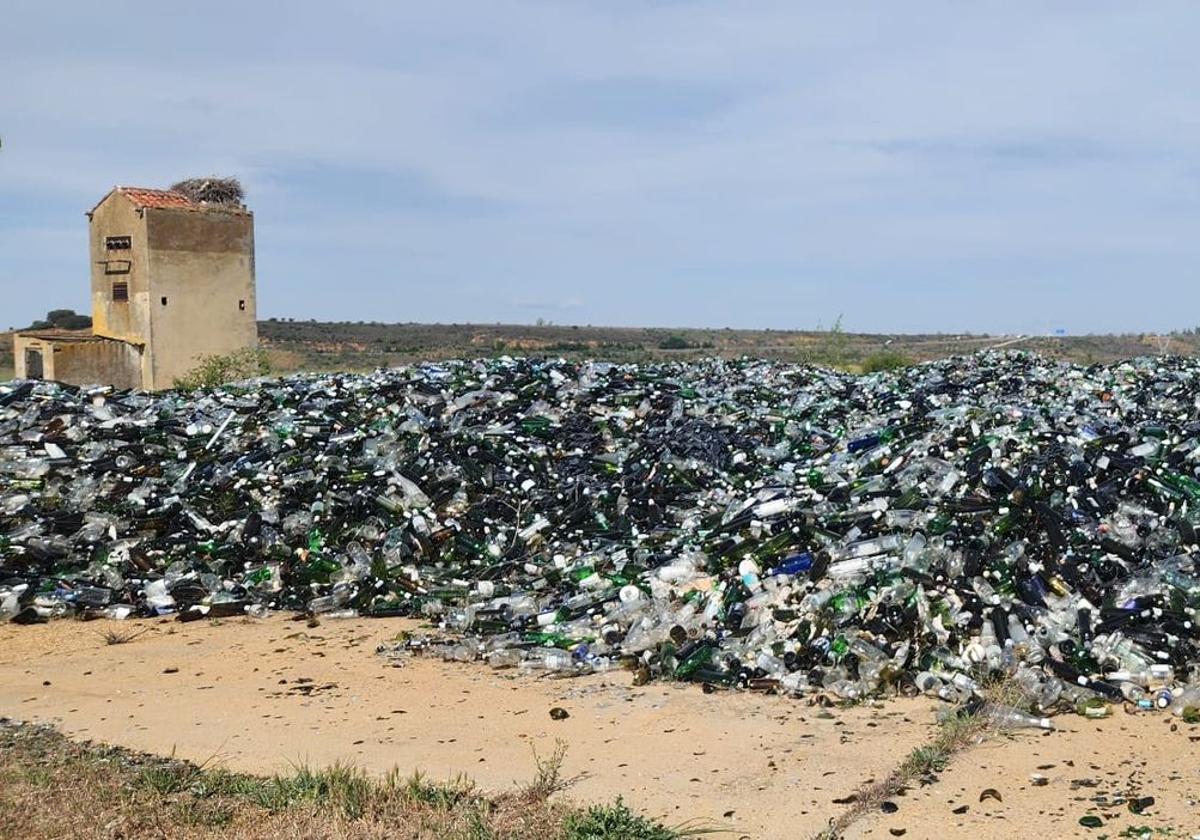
[116,187,197,210]
[88,187,250,215]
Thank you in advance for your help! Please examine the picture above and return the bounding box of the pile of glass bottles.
[2,352,1198,717]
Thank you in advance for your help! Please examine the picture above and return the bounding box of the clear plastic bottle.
[986,705,1055,730]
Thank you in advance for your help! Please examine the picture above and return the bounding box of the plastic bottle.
[986,705,1055,730]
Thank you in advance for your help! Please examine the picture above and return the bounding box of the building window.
[103,260,131,275]
[239,299,246,311]
[161,296,168,306]
[105,236,131,250]
[112,281,129,302]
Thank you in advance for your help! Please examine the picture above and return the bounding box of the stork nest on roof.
[169,177,245,206]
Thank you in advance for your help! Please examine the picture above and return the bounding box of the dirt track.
[1,616,1197,839]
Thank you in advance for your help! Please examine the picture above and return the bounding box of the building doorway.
[24,348,44,379]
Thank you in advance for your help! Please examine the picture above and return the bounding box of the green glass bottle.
[674,643,714,680]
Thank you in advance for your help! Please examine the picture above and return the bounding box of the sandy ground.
[0,616,1197,840]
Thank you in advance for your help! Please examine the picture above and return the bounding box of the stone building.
[13,184,257,390]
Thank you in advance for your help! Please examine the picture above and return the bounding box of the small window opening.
[103,260,131,275]
[112,281,129,302]
[238,299,246,311]
[105,235,131,250]
[161,296,168,306]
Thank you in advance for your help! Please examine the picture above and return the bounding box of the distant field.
[5,323,1199,384]
[257,319,1200,374]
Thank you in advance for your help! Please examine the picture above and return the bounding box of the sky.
[2,2,1198,334]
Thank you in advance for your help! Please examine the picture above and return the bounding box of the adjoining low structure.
[13,331,142,390]
[13,183,258,391]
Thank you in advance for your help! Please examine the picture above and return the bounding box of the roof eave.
[86,186,124,219]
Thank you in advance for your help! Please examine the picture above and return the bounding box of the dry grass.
[97,626,148,646]
[0,719,687,840]
[524,739,577,801]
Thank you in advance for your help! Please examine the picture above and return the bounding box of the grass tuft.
[98,626,147,646]
[397,769,479,810]
[903,744,949,775]
[259,761,376,817]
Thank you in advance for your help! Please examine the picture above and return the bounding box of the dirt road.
[0,616,1196,839]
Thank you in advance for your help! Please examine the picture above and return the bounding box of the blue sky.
[2,2,1198,333]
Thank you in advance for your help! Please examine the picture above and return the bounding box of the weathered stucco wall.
[89,196,151,351]
[53,339,142,389]
[144,208,257,390]
[13,335,141,389]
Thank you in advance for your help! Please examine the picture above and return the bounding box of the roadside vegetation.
[0,720,708,840]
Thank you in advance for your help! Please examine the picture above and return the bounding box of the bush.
[657,334,693,350]
[861,351,912,373]
[174,347,271,390]
[565,798,679,840]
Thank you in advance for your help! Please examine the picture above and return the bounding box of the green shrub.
[174,347,271,391]
[860,350,912,373]
[657,334,693,350]
[565,798,678,840]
